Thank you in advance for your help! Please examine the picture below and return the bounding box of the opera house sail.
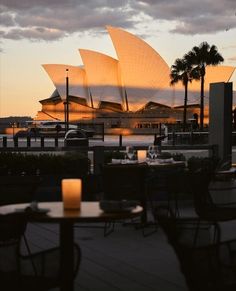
[35,26,235,130]
[79,49,125,111]
[107,26,172,111]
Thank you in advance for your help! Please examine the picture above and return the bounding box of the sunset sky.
[0,0,236,118]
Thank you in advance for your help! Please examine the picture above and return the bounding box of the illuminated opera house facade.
[35,26,235,131]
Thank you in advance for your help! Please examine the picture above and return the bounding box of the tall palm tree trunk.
[183,82,188,132]
[200,75,205,130]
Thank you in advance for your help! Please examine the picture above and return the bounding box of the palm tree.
[186,42,224,130]
[170,58,199,131]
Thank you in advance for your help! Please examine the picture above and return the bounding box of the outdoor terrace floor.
[24,215,187,291]
[22,204,236,291]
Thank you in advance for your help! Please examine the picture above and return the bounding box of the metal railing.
[0,138,219,176]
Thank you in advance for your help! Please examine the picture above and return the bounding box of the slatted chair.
[102,163,147,218]
[146,166,187,219]
[101,163,151,235]
[0,175,42,258]
[190,172,236,222]
[0,175,40,206]
[0,212,81,291]
[156,206,236,291]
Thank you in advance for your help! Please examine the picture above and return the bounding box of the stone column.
[209,82,232,168]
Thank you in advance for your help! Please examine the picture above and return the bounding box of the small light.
[137,150,146,162]
[62,179,82,210]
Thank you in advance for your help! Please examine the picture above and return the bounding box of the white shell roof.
[107,25,171,111]
[79,49,125,109]
[42,64,89,102]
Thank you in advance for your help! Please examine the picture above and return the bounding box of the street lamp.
[65,68,69,133]
[11,122,16,137]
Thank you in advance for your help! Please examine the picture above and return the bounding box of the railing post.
[93,146,104,175]
[190,130,194,145]
[40,136,44,148]
[119,134,122,147]
[3,136,7,148]
[102,123,105,141]
[27,136,31,148]
[13,136,18,148]
[55,137,58,147]
[172,131,175,146]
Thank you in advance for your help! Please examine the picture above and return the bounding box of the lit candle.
[62,179,82,209]
[137,150,146,162]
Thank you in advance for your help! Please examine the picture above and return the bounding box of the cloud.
[135,0,236,35]
[0,0,137,41]
[228,55,236,62]
[3,27,66,41]
[0,0,236,41]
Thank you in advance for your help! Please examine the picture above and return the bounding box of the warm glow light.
[42,64,89,101]
[79,49,124,108]
[62,179,82,209]
[137,150,147,162]
[107,25,171,110]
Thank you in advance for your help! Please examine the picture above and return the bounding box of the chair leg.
[104,222,115,237]
[141,221,158,237]
[193,219,200,246]
[23,234,38,276]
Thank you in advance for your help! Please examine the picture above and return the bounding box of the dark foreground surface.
[21,204,235,291]
[24,216,188,291]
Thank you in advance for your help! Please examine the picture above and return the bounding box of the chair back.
[156,206,228,291]
[189,171,213,217]
[102,164,147,203]
[0,213,27,290]
[0,176,40,206]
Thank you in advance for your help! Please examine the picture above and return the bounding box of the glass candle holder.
[137,150,146,162]
[62,179,82,210]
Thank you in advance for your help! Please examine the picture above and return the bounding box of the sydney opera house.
[35,26,235,131]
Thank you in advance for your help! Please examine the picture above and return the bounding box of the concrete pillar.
[209,82,232,167]
[93,146,104,175]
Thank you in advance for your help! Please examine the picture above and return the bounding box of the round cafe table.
[0,201,143,291]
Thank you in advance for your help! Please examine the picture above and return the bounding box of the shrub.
[0,152,90,176]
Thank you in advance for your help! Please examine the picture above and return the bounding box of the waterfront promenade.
[1,134,236,162]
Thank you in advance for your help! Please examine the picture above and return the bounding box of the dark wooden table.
[0,201,143,291]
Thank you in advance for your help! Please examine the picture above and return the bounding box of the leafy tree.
[170,58,199,131]
[185,42,224,130]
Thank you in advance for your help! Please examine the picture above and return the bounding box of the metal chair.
[102,163,147,220]
[146,166,186,219]
[0,212,81,291]
[101,163,153,235]
[156,206,236,291]
[191,172,236,222]
[0,175,40,206]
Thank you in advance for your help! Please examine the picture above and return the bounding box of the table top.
[0,201,143,223]
[110,159,185,168]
